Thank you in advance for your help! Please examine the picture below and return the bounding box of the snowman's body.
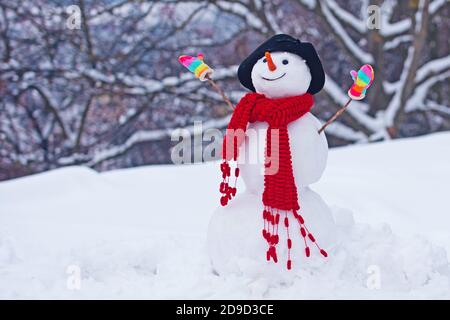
[239,113,328,194]
[208,50,337,274]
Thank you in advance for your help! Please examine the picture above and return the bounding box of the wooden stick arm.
[205,74,235,110]
[317,98,352,134]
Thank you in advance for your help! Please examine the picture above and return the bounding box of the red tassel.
[235,168,240,177]
[220,196,228,206]
[305,247,310,257]
[270,236,275,245]
[284,217,289,227]
[320,249,328,257]
[308,233,316,242]
[273,234,279,244]
[287,259,292,270]
[287,238,292,249]
[300,227,306,238]
[268,246,278,262]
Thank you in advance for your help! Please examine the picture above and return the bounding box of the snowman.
[207,34,338,275]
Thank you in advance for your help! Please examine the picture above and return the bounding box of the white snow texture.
[1,133,450,299]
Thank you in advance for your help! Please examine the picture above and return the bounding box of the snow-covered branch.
[214,1,268,33]
[383,35,413,50]
[18,85,69,140]
[423,100,450,116]
[262,1,282,34]
[381,0,448,37]
[429,0,448,15]
[297,0,316,10]
[321,121,368,143]
[326,0,366,34]
[415,55,450,84]
[69,65,239,96]
[384,47,415,127]
[316,1,373,64]
[74,115,232,167]
[405,71,450,113]
[380,17,412,38]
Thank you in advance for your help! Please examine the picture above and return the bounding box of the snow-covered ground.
[1,133,450,299]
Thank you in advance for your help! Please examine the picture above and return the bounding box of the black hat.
[237,34,325,95]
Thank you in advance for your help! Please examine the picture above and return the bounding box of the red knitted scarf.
[220,92,327,270]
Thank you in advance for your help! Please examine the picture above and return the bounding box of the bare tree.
[296,0,450,140]
[0,0,449,181]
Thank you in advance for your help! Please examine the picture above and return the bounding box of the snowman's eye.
[263,58,267,63]
[282,59,289,65]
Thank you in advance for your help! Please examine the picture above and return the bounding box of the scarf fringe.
[220,159,328,270]
[262,207,328,270]
[219,160,238,206]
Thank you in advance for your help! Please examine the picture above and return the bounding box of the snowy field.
[1,133,450,299]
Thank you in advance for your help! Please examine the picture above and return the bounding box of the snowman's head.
[237,34,325,97]
[250,51,311,99]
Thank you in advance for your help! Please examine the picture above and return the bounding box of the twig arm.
[318,98,352,134]
[205,74,235,110]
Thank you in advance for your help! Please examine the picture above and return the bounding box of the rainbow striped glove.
[178,53,214,81]
[348,64,374,100]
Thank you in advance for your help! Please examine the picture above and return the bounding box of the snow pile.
[208,198,449,299]
[1,133,450,299]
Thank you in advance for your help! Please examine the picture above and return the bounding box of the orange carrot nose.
[265,51,276,71]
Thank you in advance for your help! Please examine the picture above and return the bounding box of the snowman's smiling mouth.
[261,73,286,81]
